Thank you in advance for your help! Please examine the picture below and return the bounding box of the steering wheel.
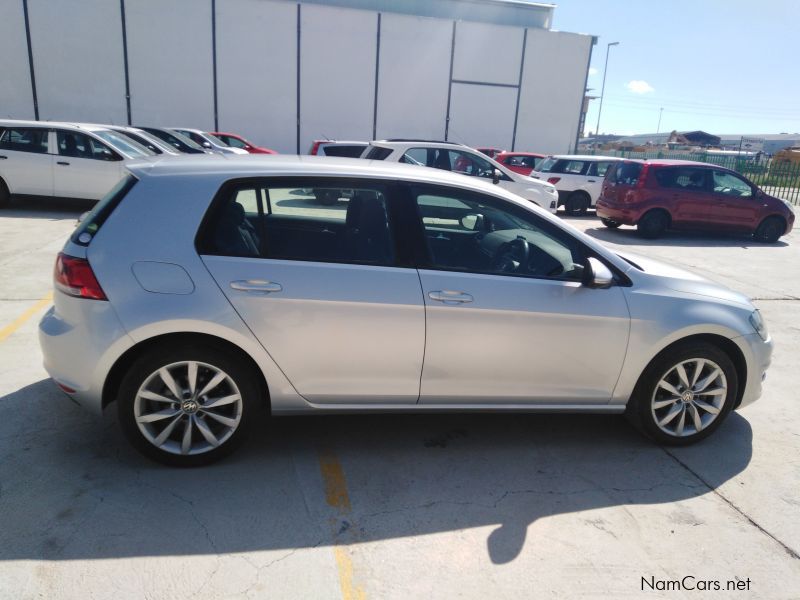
[493,236,530,273]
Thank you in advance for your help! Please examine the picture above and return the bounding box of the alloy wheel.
[650,358,727,438]
[134,361,243,456]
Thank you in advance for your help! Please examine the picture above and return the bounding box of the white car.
[0,120,155,206]
[361,140,559,213]
[170,128,249,155]
[531,155,621,215]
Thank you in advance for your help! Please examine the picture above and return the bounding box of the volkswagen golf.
[39,156,772,466]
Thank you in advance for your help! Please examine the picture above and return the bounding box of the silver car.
[39,156,772,466]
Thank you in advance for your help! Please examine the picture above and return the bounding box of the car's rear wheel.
[601,218,621,229]
[0,178,10,209]
[753,216,785,243]
[626,342,737,445]
[118,343,260,466]
[565,191,590,216]
[637,209,669,239]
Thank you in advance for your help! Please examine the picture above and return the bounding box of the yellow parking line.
[0,292,53,343]
[318,447,366,600]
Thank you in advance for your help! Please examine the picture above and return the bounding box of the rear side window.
[199,181,395,266]
[321,145,367,158]
[71,175,138,246]
[653,167,709,191]
[609,162,643,185]
[0,127,49,154]
[364,146,392,160]
[587,161,613,177]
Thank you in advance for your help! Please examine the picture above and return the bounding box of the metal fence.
[587,149,800,205]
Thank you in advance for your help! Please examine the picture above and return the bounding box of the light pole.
[594,41,619,139]
[656,107,664,133]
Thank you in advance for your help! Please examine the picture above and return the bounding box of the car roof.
[371,140,467,149]
[125,154,521,192]
[549,154,621,161]
[317,140,369,145]
[496,151,545,157]
[623,158,719,167]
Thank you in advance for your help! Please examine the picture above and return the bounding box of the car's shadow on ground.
[0,379,752,565]
[579,223,789,249]
[1,198,93,221]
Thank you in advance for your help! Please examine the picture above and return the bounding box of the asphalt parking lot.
[1,201,798,599]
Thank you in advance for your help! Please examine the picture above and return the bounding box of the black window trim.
[195,176,414,269]
[0,125,51,155]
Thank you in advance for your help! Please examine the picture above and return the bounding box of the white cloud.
[626,80,655,94]
[588,67,598,76]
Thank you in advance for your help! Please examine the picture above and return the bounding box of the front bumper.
[734,332,772,408]
[39,291,134,415]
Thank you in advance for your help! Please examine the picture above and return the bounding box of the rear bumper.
[38,291,134,415]
[595,200,640,225]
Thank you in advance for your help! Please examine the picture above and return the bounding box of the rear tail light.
[309,141,323,155]
[53,253,107,300]
[547,177,561,184]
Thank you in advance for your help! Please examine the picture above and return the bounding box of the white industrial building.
[0,0,594,154]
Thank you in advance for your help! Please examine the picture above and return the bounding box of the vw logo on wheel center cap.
[680,391,694,403]
[181,399,200,414]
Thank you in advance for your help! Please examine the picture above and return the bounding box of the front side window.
[561,160,588,175]
[0,127,49,154]
[222,136,247,149]
[57,131,120,161]
[413,185,585,281]
[402,148,496,179]
[712,170,753,197]
[201,182,395,266]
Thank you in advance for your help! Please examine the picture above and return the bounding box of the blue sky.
[551,0,800,136]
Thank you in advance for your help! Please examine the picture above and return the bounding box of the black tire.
[637,209,669,239]
[0,178,10,209]
[117,342,262,466]
[601,218,621,229]
[625,341,738,446]
[753,216,785,244]
[565,192,590,216]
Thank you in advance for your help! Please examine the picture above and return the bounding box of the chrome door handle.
[0,155,7,159]
[428,290,473,304]
[587,179,596,183]
[57,161,70,166]
[230,279,282,293]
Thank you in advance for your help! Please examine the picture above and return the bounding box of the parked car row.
[0,120,276,205]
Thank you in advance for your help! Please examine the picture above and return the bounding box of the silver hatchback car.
[39,156,772,466]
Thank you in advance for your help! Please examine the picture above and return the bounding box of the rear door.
[0,126,54,196]
[53,130,124,200]
[653,166,714,226]
[584,160,615,204]
[710,170,760,231]
[200,178,425,404]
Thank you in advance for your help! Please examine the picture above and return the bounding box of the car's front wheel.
[118,343,260,466]
[626,342,738,445]
[753,216,785,244]
[601,218,621,229]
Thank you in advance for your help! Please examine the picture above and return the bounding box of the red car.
[494,151,546,176]
[596,159,795,242]
[476,147,504,159]
[211,132,277,154]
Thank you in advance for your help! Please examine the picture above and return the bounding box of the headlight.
[749,310,768,340]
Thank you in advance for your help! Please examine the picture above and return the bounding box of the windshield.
[205,133,229,146]
[144,128,205,152]
[536,157,558,173]
[94,130,154,157]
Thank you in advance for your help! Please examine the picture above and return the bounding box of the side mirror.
[582,256,614,289]
[492,168,501,185]
[460,213,485,231]
[202,141,213,149]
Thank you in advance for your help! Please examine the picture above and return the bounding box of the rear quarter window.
[364,146,392,160]
[321,145,367,158]
[71,175,137,246]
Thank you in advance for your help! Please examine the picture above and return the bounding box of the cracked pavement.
[1,202,799,599]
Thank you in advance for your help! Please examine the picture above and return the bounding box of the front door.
[53,130,124,200]
[200,179,425,404]
[710,170,760,231]
[408,184,630,405]
[655,166,714,226]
